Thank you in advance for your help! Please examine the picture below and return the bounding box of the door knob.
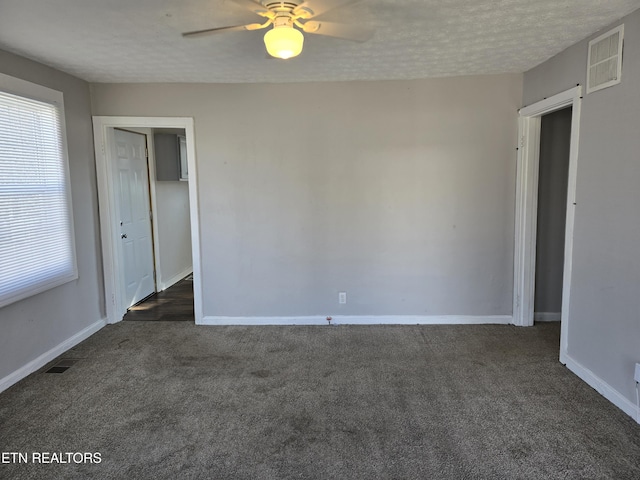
[121,233,127,239]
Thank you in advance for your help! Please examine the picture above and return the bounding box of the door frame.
[93,117,202,324]
[512,86,582,364]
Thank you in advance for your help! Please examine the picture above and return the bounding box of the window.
[0,73,77,308]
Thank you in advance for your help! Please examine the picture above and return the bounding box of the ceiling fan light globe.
[264,27,304,59]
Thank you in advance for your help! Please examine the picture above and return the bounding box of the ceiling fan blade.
[293,0,362,19]
[301,21,373,42]
[229,0,270,16]
[182,23,266,38]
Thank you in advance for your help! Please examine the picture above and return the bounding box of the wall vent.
[587,25,624,94]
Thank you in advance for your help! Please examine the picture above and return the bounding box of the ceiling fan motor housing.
[265,2,302,12]
[265,1,314,19]
[273,15,295,29]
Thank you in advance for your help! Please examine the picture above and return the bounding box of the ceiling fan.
[182,0,373,60]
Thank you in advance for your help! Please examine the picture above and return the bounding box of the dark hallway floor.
[123,277,194,321]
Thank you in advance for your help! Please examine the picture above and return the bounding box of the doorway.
[93,117,202,324]
[123,126,193,321]
[512,87,582,365]
[534,107,572,323]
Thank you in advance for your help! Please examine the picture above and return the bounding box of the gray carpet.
[0,322,638,479]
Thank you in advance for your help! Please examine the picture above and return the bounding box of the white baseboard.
[534,312,561,322]
[0,318,107,394]
[563,353,639,424]
[159,266,192,292]
[199,315,512,326]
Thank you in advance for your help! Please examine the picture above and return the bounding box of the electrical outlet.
[635,363,640,383]
[338,292,347,304]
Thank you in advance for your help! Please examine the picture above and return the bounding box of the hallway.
[123,277,194,321]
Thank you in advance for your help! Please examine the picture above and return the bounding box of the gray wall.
[524,8,640,406]
[91,75,522,318]
[0,49,105,381]
[535,108,572,314]
[154,179,192,289]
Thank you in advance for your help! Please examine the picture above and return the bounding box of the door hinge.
[145,147,149,159]
[149,210,153,221]
[520,135,526,148]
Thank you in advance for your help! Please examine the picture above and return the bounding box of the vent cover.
[587,25,624,94]
[44,358,80,374]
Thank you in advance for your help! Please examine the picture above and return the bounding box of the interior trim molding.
[92,116,202,325]
[513,86,582,375]
[0,318,106,394]
[533,312,561,322]
[199,315,513,326]
[563,353,639,424]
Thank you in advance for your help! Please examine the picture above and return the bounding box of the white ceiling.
[0,0,639,83]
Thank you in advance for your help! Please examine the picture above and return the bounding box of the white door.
[113,129,155,308]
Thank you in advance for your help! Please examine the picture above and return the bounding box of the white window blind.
[0,79,77,308]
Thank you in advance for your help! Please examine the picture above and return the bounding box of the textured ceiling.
[0,0,639,83]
